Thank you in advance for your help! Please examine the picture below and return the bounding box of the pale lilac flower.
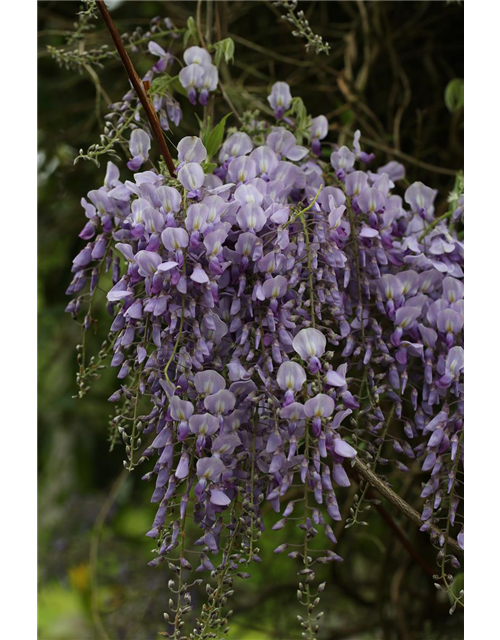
[331,147,355,174]
[127,129,151,171]
[267,128,308,161]
[178,136,207,164]
[179,64,205,104]
[405,182,437,219]
[228,156,257,183]
[169,396,194,422]
[280,402,306,421]
[204,389,236,415]
[277,360,306,405]
[332,438,357,458]
[377,160,405,181]
[135,250,162,277]
[250,146,279,177]
[186,203,209,233]
[268,81,292,118]
[442,276,464,303]
[161,227,189,251]
[262,275,288,300]
[292,328,326,361]
[195,456,226,495]
[236,203,267,232]
[309,115,328,156]
[194,370,226,395]
[178,162,205,191]
[304,394,335,418]
[189,413,219,436]
[219,132,254,162]
[157,186,182,213]
[183,46,212,67]
[199,65,218,105]
[212,434,240,455]
[148,41,171,72]
[326,364,347,388]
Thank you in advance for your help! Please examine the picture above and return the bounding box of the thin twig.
[352,457,463,557]
[95,0,176,177]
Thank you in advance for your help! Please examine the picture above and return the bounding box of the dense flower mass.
[67,49,464,637]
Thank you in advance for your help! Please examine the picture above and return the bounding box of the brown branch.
[95,0,176,177]
[352,457,463,557]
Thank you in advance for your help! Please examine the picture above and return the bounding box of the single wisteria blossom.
[186,203,209,236]
[219,132,254,162]
[179,64,205,104]
[352,130,375,164]
[162,227,189,252]
[267,128,308,161]
[169,396,194,422]
[309,115,328,156]
[292,328,327,372]
[442,276,464,303]
[250,146,279,177]
[189,413,219,436]
[212,434,241,456]
[178,136,207,164]
[304,394,335,419]
[228,156,257,183]
[199,64,219,105]
[262,275,288,301]
[135,250,162,277]
[183,45,212,67]
[204,389,236,416]
[331,146,355,174]
[157,185,182,213]
[178,162,205,192]
[277,361,307,405]
[194,370,226,395]
[377,160,406,182]
[127,129,151,171]
[332,437,357,459]
[405,181,438,220]
[148,41,171,73]
[236,203,267,233]
[195,456,226,495]
[267,81,292,119]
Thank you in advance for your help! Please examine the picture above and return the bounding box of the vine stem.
[418,209,454,242]
[352,456,463,557]
[95,0,176,177]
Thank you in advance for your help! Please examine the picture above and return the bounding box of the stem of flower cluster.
[418,209,454,242]
[95,0,176,177]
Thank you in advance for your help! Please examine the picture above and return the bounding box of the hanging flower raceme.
[67,40,464,639]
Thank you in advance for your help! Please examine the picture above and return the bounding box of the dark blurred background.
[38,2,464,638]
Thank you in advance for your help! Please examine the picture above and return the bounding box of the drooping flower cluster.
[67,71,464,637]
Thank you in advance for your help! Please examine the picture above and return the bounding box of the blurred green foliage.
[38,2,464,638]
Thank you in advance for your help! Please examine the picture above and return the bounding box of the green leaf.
[213,37,235,66]
[445,78,464,113]
[184,16,199,47]
[202,162,217,174]
[205,113,232,160]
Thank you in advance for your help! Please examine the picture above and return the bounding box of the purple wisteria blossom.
[268,81,292,119]
[68,61,464,640]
